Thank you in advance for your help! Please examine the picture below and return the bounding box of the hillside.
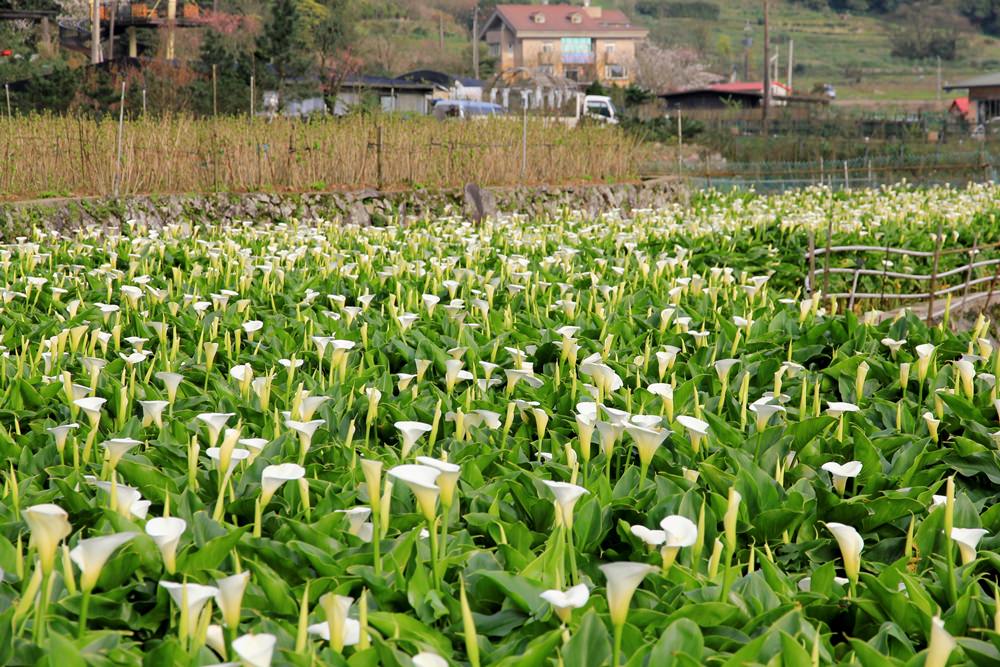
[355,0,1000,105]
[622,0,1000,104]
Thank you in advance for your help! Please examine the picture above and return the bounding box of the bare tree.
[633,42,719,94]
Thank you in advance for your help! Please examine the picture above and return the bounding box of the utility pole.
[787,39,794,92]
[106,0,117,61]
[762,0,770,138]
[90,0,102,64]
[166,0,177,61]
[472,4,480,80]
[936,56,941,105]
[742,21,752,81]
[439,13,445,52]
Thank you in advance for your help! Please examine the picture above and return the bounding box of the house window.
[507,41,514,53]
[605,43,616,54]
[538,64,554,75]
[542,42,553,53]
[488,43,500,57]
[570,12,583,24]
[531,12,545,23]
[605,64,627,80]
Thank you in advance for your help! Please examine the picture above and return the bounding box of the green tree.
[960,0,1000,34]
[188,28,253,115]
[10,63,79,114]
[316,0,355,61]
[256,0,313,97]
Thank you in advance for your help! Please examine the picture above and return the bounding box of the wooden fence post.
[807,231,815,295]
[376,124,384,190]
[113,81,126,198]
[963,236,979,306]
[879,242,890,310]
[927,222,944,325]
[823,217,833,299]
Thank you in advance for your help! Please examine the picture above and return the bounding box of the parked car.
[432,100,508,120]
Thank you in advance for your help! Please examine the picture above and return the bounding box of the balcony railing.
[562,52,595,65]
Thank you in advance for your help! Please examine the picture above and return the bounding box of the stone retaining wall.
[1,180,687,236]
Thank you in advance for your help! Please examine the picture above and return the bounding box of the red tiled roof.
[951,97,969,114]
[493,4,647,35]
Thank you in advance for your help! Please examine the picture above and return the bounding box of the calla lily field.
[4,184,1000,665]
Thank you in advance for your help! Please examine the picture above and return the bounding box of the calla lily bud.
[360,458,382,509]
[723,488,741,552]
[855,361,869,401]
[708,538,724,578]
[944,475,955,538]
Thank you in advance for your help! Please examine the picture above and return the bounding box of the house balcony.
[562,52,595,65]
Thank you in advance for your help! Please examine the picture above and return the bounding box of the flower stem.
[945,539,957,606]
[720,547,734,602]
[565,523,579,585]
[77,589,91,639]
[428,517,440,590]
[440,510,450,580]
[372,514,382,576]
[33,570,52,643]
[612,623,623,666]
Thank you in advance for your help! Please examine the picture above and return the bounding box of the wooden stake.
[113,81,126,198]
[927,222,944,325]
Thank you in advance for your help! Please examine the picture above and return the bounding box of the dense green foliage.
[790,0,1000,35]
[3,185,1000,665]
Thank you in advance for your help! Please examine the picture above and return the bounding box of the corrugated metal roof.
[943,72,1000,90]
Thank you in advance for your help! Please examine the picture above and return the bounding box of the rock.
[348,201,371,227]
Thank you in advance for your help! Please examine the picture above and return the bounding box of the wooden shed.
[943,73,1000,126]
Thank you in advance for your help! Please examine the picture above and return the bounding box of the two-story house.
[479,2,648,87]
